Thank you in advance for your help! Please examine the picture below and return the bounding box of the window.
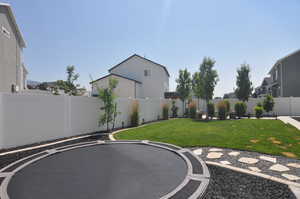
[2,26,10,38]
[144,69,151,77]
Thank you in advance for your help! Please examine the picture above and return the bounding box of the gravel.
[204,165,296,199]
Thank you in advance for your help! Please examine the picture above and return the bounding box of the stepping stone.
[259,156,277,163]
[207,152,223,159]
[220,161,231,165]
[282,174,300,181]
[238,157,259,164]
[248,167,261,172]
[209,148,223,152]
[228,151,240,156]
[287,163,300,168]
[193,149,202,155]
[269,164,290,172]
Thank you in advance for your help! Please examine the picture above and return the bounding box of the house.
[90,54,170,99]
[223,92,236,99]
[268,49,300,97]
[253,77,272,98]
[0,3,28,92]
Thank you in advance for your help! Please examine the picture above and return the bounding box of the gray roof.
[0,3,26,48]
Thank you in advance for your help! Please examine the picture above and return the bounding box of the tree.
[56,66,80,96]
[235,63,253,102]
[263,95,275,114]
[198,57,219,119]
[98,78,119,132]
[176,69,192,116]
[192,72,203,111]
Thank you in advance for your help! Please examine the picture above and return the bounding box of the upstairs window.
[144,69,151,77]
[1,26,10,39]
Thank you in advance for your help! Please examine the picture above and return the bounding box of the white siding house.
[91,54,169,99]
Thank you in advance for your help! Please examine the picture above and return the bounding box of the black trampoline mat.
[7,144,187,199]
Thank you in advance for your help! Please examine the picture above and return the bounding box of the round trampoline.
[0,140,210,199]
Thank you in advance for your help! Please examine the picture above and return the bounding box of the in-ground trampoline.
[0,140,210,199]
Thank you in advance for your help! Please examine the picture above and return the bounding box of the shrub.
[257,102,263,107]
[162,103,169,120]
[223,99,231,113]
[171,100,178,118]
[254,106,264,119]
[188,101,197,119]
[207,102,215,119]
[234,102,247,118]
[217,101,227,120]
[263,95,275,114]
[130,100,139,127]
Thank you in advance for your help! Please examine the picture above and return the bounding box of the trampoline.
[0,140,210,199]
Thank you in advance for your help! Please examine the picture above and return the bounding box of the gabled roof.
[0,3,26,48]
[89,73,142,84]
[261,77,271,86]
[269,49,300,74]
[108,54,170,77]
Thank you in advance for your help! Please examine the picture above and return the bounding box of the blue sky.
[4,0,300,97]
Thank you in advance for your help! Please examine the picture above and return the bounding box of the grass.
[115,119,300,159]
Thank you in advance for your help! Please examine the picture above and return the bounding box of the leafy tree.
[198,57,219,119]
[263,95,275,114]
[234,102,247,118]
[235,63,253,101]
[98,78,119,132]
[192,72,203,111]
[37,82,49,90]
[56,66,80,96]
[176,69,192,116]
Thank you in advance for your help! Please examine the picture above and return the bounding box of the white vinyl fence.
[0,92,299,149]
[0,93,182,149]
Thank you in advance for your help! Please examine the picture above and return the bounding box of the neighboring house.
[268,49,300,97]
[223,92,236,99]
[0,3,28,92]
[253,77,272,98]
[91,54,170,99]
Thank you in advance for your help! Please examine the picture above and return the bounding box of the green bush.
[171,100,178,118]
[207,102,215,119]
[217,101,227,120]
[130,101,139,127]
[223,100,231,113]
[255,106,264,119]
[234,102,247,118]
[263,95,275,114]
[162,103,169,120]
[257,102,263,107]
[188,101,197,118]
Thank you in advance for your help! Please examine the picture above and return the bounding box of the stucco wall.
[91,75,137,98]
[0,6,21,92]
[110,56,169,99]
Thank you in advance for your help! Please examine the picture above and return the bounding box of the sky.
[4,0,300,97]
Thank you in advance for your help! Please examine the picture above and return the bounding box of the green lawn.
[115,119,300,159]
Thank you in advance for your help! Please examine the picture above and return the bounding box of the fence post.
[289,97,292,116]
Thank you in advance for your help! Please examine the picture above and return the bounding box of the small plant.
[130,100,139,127]
[207,102,215,119]
[234,102,247,119]
[263,95,275,115]
[223,100,231,114]
[188,101,197,119]
[217,101,227,120]
[254,106,264,119]
[257,102,263,107]
[171,100,178,118]
[162,103,169,120]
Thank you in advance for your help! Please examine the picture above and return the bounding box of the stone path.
[191,147,300,184]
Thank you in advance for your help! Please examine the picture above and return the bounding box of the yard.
[115,118,300,159]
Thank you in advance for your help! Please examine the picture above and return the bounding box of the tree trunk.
[182,100,185,117]
[206,99,209,120]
